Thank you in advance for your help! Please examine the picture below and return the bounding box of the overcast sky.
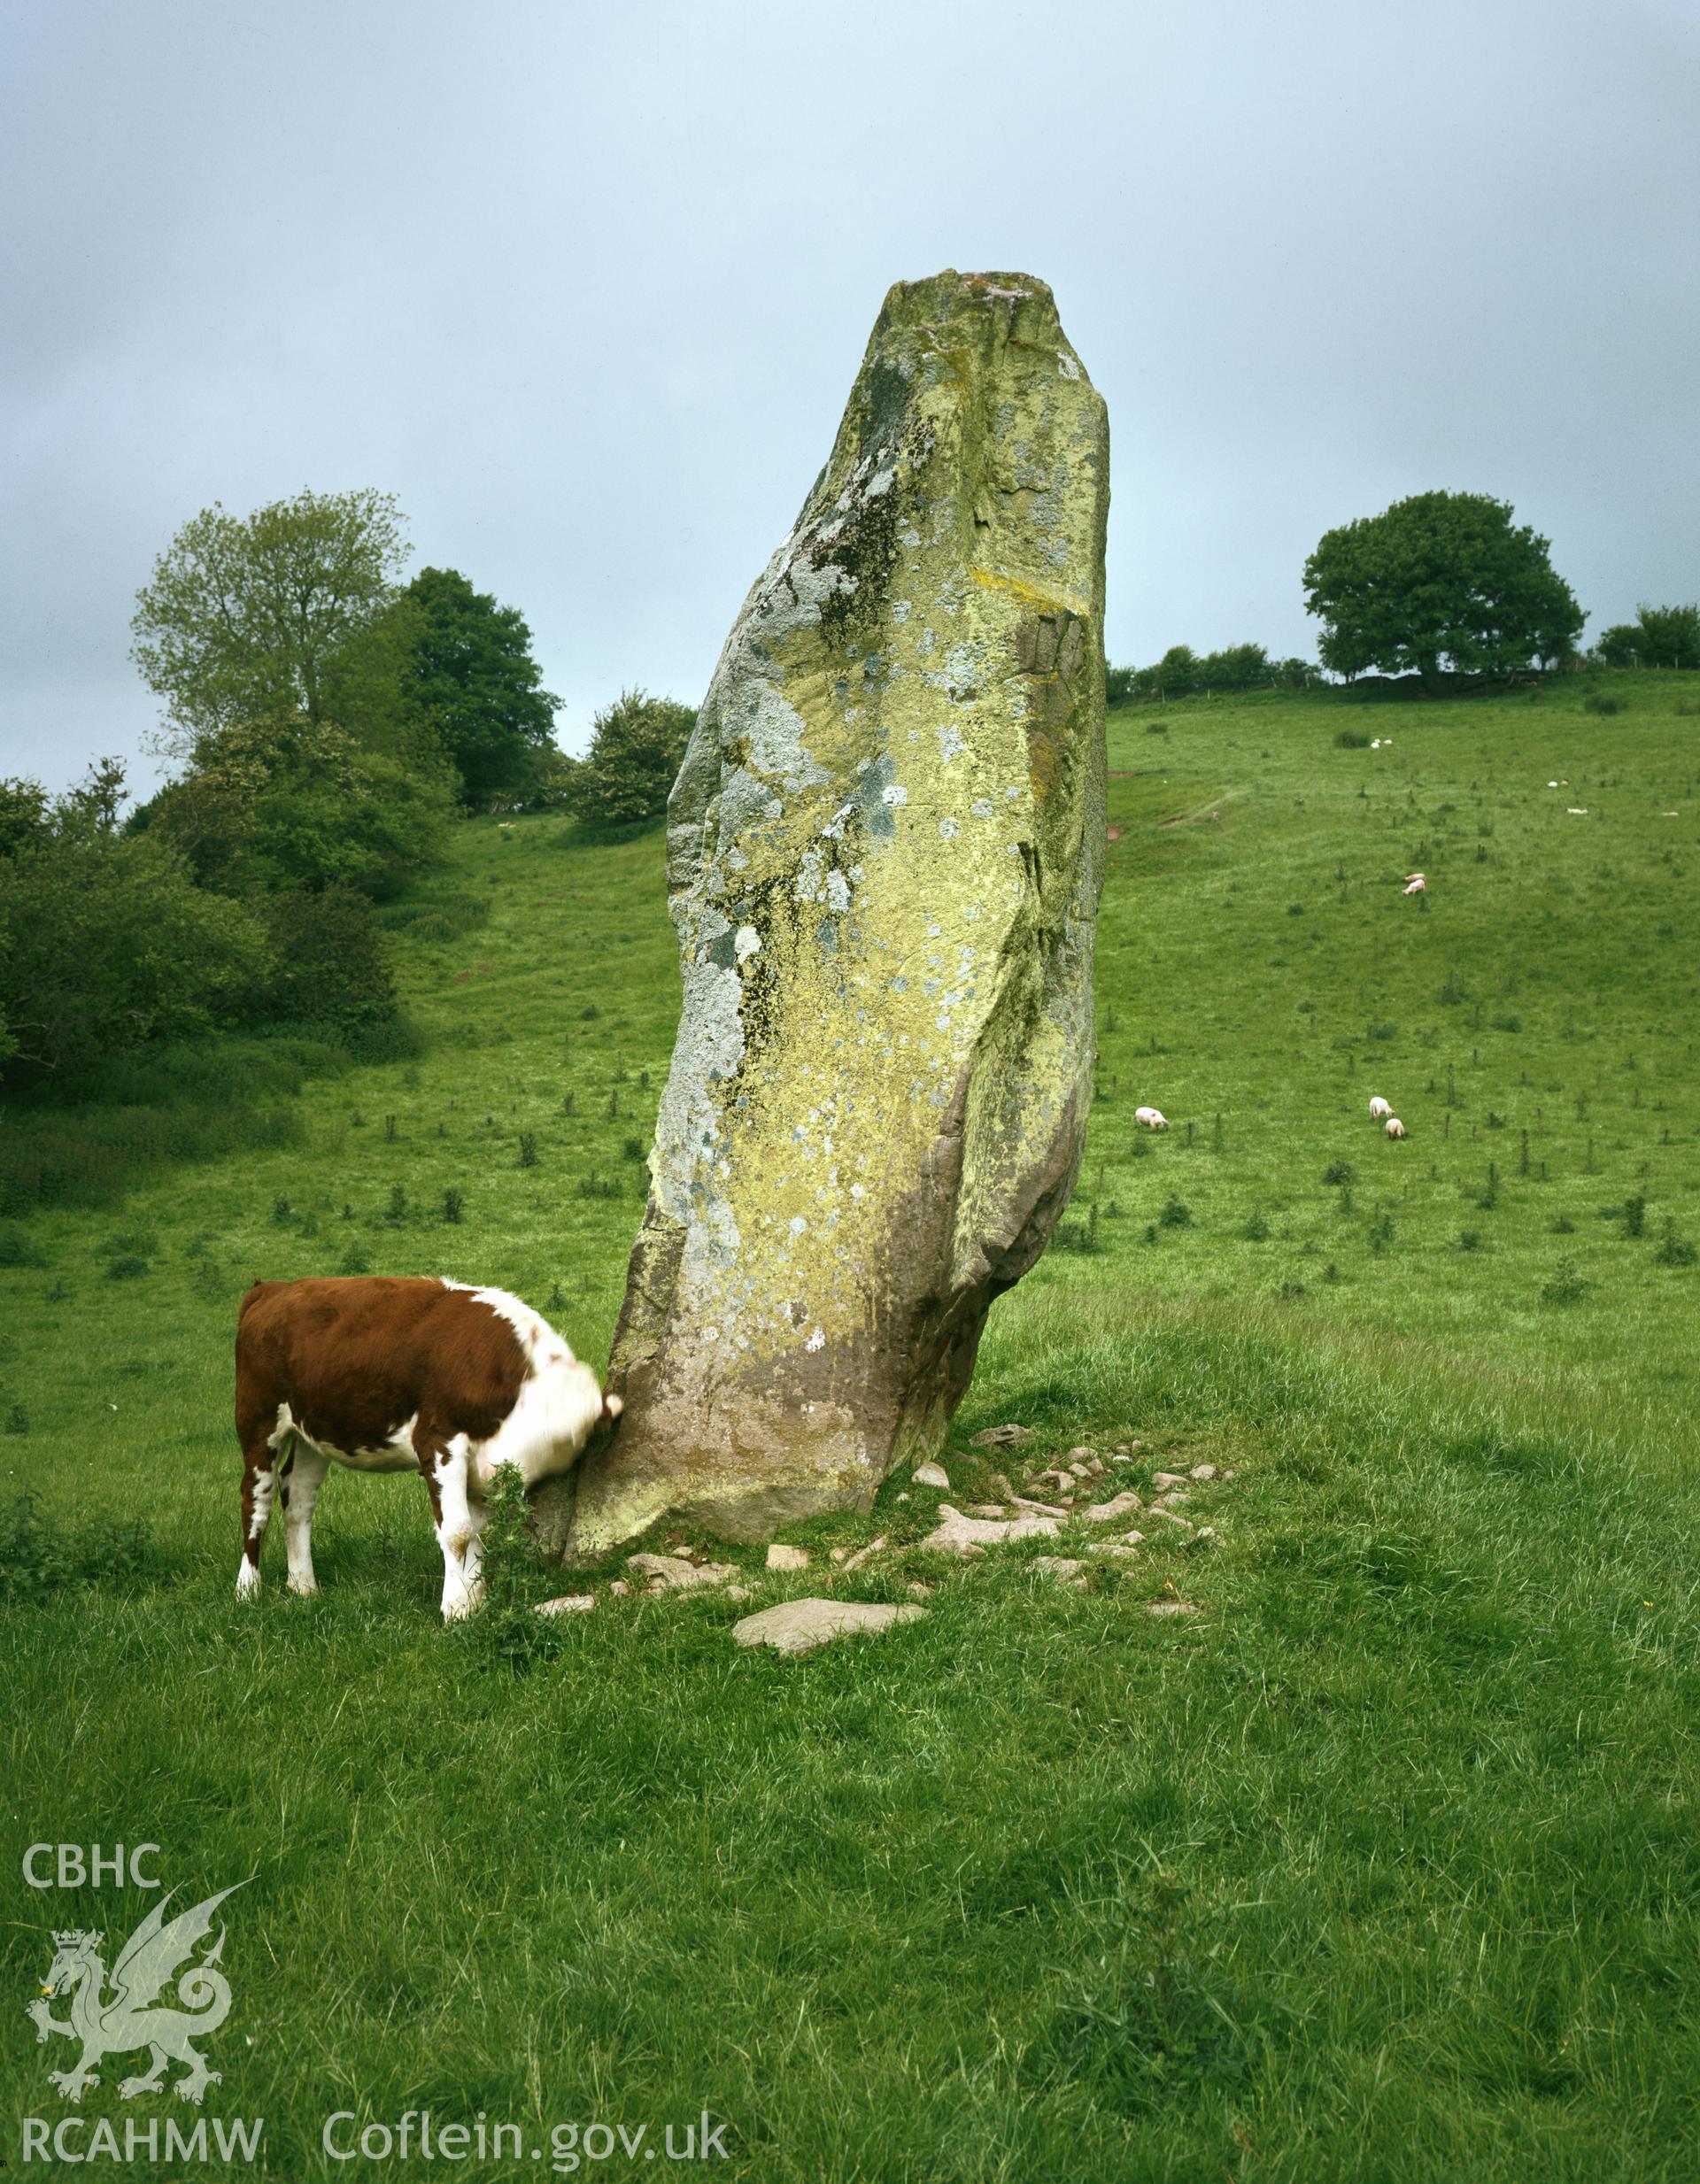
[3,0,1696,794]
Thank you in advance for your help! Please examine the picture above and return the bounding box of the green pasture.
[3,672,1698,2180]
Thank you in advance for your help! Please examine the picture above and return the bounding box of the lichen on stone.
[537,268,1109,1559]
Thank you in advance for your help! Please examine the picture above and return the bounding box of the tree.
[1595,623,1643,668]
[131,489,409,746]
[1632,603,1700,669]
[569,690,697,827]
[1302,491,1584,687]
[396,567,561,806]
[0,765,270,1084]
[143,715,453,900]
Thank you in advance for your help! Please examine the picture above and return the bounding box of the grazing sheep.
[1369,1096,1392,1122]
[1402,873,1426,896]
[1134,1106,1170,1131]
[1385,1116,1406,1139]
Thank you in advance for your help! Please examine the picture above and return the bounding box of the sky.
[2,0,1696,794]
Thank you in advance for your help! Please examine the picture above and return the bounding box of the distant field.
[3,670,1698,2180]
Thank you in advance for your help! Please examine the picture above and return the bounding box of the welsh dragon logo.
[27,1882,248,2104]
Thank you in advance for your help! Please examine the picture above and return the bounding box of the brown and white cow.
[234,1276,620,1618]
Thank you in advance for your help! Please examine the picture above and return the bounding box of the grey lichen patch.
[543,268,1109,1560]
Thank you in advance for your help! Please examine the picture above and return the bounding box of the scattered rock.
[829,1546,849,1565]
[971,1424,1036,1448]
[1032,1555,1087,1585]
[1143,1599,1200,1618]
[841,1534,889,1573]
[536,1594,595,1617]
[907,1581,934,1601]
[608,1579,630,1597]
[1189,1463,1217,1481]
[1083,1491,1143,1523]
[1011,1496,1070,1517]
[1033,1468,1077,1494]
[1148,1509,1195,1534]
[1154,1489,1192,1508]
[992,1472,1019,1501]
[1068,1462,1090,1479]
[726,1584,753,1601]
[733,1597,927,1655]
[895,1491,911,1503]
[1150,1470,1189,1491]
[1087,1543,1140,1559]
[920,1502,1061,1555]
[912,1461,951,1488]
[1119,1529,1146,1546]
[628,1552,738,1590]
[766,1543,811,1572]
[966,1502,1009,1519]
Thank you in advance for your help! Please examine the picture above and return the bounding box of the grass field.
[4,671,1698,2180]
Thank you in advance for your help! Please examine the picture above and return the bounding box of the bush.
[1157,1193,1194,1229]
[1320,1160,1356,1187]
[0,1491,155,1599]
[1582,693,1620,716]
[568,690,698,828]
[1334,729,1371,749]
[1541,1257,1588,1306]
[251,884,400,1041]
[1655,1220,1697,1269]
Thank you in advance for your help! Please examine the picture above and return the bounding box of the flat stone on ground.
[1084,1491,1143,1523]
[733,1598,927,1655]
[629,1552,738,1590]
[912,1462,951,1488]
[921,1503,1062,1555]
[766,1543,811,1571]
[971,1424,1035,1448]
[535,1594,595,1617]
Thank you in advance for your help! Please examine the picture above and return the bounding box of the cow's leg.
[281,1445,330,1597]
[417,1432,483,1620]
[236,1435,276,1601]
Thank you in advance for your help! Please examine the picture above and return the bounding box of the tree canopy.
[397,567,561,806]
[569,691,697,827]
[131,489,410,747]
[1597,603,1700,670]
[1302,491,1584,686]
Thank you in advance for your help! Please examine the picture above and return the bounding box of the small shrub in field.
[622,1135,645,1161]
[338,1246,371,1275]
[1146,721,1169,736]
[1129,1133,1150,1159]
[560,1092,576,1116]
[579,1005,600,1021]
[1622,1192,1648,1239]
[1368,1209,1395,1253]
[1323,1262,1342,1285]
[1542,1256,1588,1305]
[1334,729,1371,749]
[1278,1279,1308,1300]
[1158,1193,1194,1229]
[0,1491,154,1599]
[1287,903,1305,918]
[191,1261,226,1300]
[4,1405,28,1435]
[577,1171,619,1200]
[1550,1214,1576,1235]
[1456,1229,1485,1253]
[1491,1014,1522,1034]
[385,1184,407,1224]
[1321,1159,1356,1187]
[518,1132,539,1169]
[1365,1021,1397,1043]
[1242,1208,1271,1241]
[271,1194,292,1225]
[442,1188,465,1224]
[0,1226,47,1268]
[1655,1220,1697,1268]
[104,1254,149,1281]
[1583,692,1621,715]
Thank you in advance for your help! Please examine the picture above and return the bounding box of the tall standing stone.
[553,269,1108,1555]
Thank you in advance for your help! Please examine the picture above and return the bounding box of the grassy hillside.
[3,672,1697,2180]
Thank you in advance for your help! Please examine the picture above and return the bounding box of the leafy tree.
[143,715,453,900]
[0,766,270,1084]
[397,567,561,806]
[131,489,409,745]
[570,690,697,827]
[1632,603,1700,669]
[251,884,398,1042]
[1303,491,1584,686]
[1594,624,1643,668]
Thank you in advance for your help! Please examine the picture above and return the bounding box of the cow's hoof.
[235,1566,260,1601]
[286,1579,319,1598]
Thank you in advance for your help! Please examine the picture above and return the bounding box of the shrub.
[442,1187,465,1224]
[568,691,698,828]
[0,1226,47,1267]
[1157,1193,1194,1229]
[1541,1257,1588,1305]
[457,1463,561,1671]
[1622,1192,1648,1239]
[0,1491,154,1599]
[1320,1159,1356,1186]
[1655,1220,1697,1269]
[252,884,400,1040]
[518,1131,539,1169]
[1582,692,1620,716]
[4,1404,28,1435]
[338,1246,371,1275]
[104,1255,149,1281]
[1334,729,1371,749]
[1242,1209,1271,1241]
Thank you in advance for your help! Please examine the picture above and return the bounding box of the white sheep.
[1402,873,1426,896]
[1385,1116,1407,1139]
[1369,1096,1392,1122]
[1134,1106,1170,1131]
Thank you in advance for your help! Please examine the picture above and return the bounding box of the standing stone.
[550,269,1108,1556]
